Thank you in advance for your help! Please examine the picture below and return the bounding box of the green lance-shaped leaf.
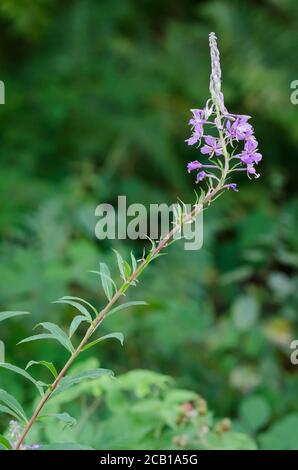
[37,322,74,353]
[0,388,27,422]
[0,341,4,363]
[25,360,58,379]
[0,404,25,422]
[123,260,132,280]
[130,251,138,272]
[53,299,93,322]
[129,252,138,286]
[89,270,118,294]
[60,296,98,317]
[51,368,114,398]
[19,322,74,354]
[106,300,148,319]
[0,311,29,323]
[81,332,124,352]
[69,315,88,338]
[18,333,60,346]
[0,434,12,450]
[113,249,127,281]
[0,363,45,396]
[99,262,114,300]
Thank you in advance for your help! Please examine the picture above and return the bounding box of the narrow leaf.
[0,404,23,421]
[99,262,114,300]
[106,301,148,318]
[18,333,59,345]
[60,296,97,316]
[89,271,117,292]
[0,435,12,450]
[69,315,88,338]
[0,341,4,362]
[113,249,126,280]
[52,369,114,397]
[130,251,138,272]
[26,360,58,379]
[0,389,27,422]
[53,300,92,321]
[81,332,124,352]
[36,322,74,353]
[123,260,132,279]
[0,311,29,323]
[0,363,44,395]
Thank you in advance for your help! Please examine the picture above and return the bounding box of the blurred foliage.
[0,0,298,450]
[27,363,256,450]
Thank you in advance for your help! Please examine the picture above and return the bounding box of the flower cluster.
[186,32,262,191]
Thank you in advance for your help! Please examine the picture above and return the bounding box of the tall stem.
[15,184,224,450]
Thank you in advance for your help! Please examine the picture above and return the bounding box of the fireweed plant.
[0,33,262,450]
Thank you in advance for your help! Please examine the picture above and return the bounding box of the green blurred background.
[1,0,298,450]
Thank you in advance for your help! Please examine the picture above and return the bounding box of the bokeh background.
[0,0,298,450]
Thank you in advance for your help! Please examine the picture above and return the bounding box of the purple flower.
[189,109,205,130]
[31,444,41,450]
[239,137,262,165]
[225,183,239,192]
[247,165,260,178]
[186,109,205,146]
[201,135,222,156]
[185,32,262,187]
[8,420,40,450]
[187,160,202,172]
[226,116,253,141]
[196,171,207,182]
[185,129,203,146]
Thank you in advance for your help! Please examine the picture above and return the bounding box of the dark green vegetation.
[0,0,298,450]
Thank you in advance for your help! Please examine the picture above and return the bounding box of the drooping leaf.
[0,404,23,421]
[0,389,27,422]
[19,333,74,354]
[99,262,114,300]
[0,435,12,450]
[52,369,114,397]
[35,322,74,353]
[106,301,148,318]
[25,360,58,379]
[53,300,92,321]
[60,296,97,317]
[81,332,124,352]
[0,363,45,395]
[18,333,60,346]
[69,315,88,338]
[0,311,29,323]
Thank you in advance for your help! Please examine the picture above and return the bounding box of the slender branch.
[14,179,224,450]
